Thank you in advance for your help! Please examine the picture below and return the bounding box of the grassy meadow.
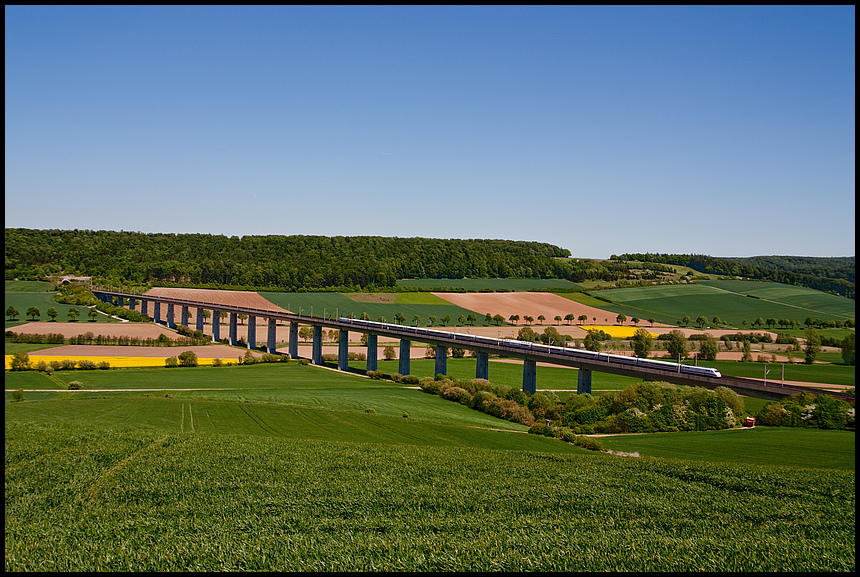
[5,280,122,329]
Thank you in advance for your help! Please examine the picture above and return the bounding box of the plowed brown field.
[434,291,618,326]
[144,287,290,313]
[8,322,180,340]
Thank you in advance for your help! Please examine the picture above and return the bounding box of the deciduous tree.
[631,328,653,358]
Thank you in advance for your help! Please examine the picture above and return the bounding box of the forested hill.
[4,229,573,290]
[614,253,855,299]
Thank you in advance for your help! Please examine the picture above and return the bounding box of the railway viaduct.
[92,289,854,402]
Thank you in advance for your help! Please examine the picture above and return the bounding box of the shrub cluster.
[390,368,749,437]
[321,352,367,362]
[718,332,774,344]
[94,301,151,322]
[10,353,111,372]
[756,391,855,430]
[418,375,535,425]
[234,351,289,365]
[68,332,206,347]
[558,383,745,434]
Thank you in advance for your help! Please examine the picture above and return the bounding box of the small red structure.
[743,416,756,428]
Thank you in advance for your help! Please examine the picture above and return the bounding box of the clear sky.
[5,6,855,259]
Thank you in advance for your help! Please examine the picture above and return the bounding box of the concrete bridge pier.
[289,322,298,358]
[312,325,323,365]
[140,299,148,316]
[267,318,277,353]
[366,333,378,372]
[196,308,205,332]
[129,298,136,311]
[212,309,221,342]
[229,313,238,345]
[180,305,189,327]
[399,339,411,376]
[523,359,537,395]
[577,368,592,395]
[247,316,256,349]
[153,301,162,325]
[166,303,175,329]
[476,351,489,380]
[435,345,447,376]
[338,329,349,371]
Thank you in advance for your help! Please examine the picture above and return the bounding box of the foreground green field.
[5,422,855,571]
[5,361,855,571]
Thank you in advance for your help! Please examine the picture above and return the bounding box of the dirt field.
[143,287,291,313]
[26,344,263,359]
[435,291,630,329]
[8,322,181,340]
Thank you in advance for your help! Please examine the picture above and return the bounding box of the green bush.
[487,397,533,424]
[440,385,471,405]
[76,359,97,370]
[561,430,604,451]
[471,390,496,413]
[67,381,83,390]
[165,356,179,368]
[178,351,198,367]
[527,423,555,437]
[564,403,608,427]
[419,377,441,393]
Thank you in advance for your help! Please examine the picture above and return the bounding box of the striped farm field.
[588,280,855,327]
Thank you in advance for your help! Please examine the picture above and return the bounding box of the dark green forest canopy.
[5,229,575,290]
[614,253,855,299]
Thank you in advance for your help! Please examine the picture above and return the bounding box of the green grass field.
[569,280,854,327]
[396,277,584,291]
[5,361,855,571]
[5,280,121,328]
[598,427,854,470]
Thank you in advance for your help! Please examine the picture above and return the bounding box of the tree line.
[613,253,855,299]
[5,229,575,290]
[6,229,853,298]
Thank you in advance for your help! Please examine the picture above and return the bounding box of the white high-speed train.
[338,318,722,379]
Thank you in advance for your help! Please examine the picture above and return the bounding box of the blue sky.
[5,6,855,259]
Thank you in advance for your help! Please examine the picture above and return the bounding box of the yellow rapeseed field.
[5,355,225,370]
[579,325,659,339]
